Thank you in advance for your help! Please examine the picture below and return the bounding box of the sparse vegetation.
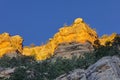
[0,55,35,68]
[6,53,97,80]
[0,35,119,80]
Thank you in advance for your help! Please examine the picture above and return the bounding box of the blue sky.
[0,0,120,45]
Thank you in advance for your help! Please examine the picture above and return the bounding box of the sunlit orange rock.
[23,18,98,60]
[1,18,117,60]
[0,33,23,57]
[99,33,117,46]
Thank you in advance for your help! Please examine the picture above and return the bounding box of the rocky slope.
[55,56,120,80]
[1,55,120,80]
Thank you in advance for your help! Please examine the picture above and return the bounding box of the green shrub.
[2,43,120,80]
[7,53,97,80]
[0,55,35,68]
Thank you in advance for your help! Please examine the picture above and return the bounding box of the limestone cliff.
[0,33,23,57]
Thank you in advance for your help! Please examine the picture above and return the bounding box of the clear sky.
[0,0,120,45]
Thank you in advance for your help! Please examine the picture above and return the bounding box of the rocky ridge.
[23,18,98,60]
[0,18,118,60]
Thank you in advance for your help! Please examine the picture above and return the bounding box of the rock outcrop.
[0,18,118,60]
[0,33,23,57]
[86,56,120,80]
[23,18,98,60]
[54,41,94,59]
[55,69,86,80]
[0,67,15,79]
[55,56,120,80]
[99,33,117,46]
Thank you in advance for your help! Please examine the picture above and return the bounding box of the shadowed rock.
[0,67,15,79]
[55,56,120,80]
[54,41,94,59]
[55,69,86,80]
[86,56,120,80]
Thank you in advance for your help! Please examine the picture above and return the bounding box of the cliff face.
[0,18,118,60]
[54,41,94,59]
[0,33,23,57]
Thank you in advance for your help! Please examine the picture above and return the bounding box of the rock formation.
[86,56,120,80]
[0,33,23,57]
[23,18,98,60]
[54,41,94,59]
[55,69,86,80]
[99,33,117,46]
[0,67,15,79]
[30,19,118,60]
[0,18,120,80]
[55,56,120,80]
[0,18,118,60]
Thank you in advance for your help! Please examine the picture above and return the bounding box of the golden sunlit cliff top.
[0,18,117,60]
[99,33,117,46]
[23,18,98,60]
[0,32,23,57]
